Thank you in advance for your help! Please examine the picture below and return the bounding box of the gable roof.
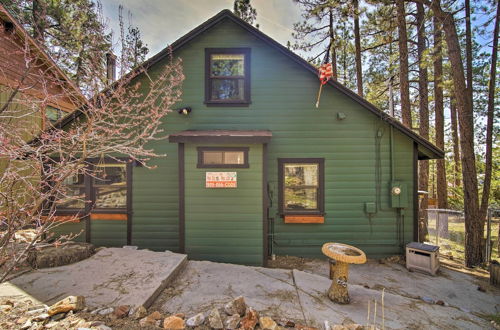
[58,9,443,159]
[0,4,84,109]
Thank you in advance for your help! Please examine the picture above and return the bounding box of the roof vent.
[106,52,116,83]
[3,20,14,34]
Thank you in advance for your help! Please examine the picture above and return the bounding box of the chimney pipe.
[106,52,116,83]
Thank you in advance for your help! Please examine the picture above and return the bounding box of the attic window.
[205,48,251,106]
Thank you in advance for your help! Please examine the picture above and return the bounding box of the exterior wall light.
[177,107,192,115]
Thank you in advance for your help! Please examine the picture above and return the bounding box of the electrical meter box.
[390,181,408,208]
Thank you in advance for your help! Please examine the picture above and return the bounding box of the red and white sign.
[206,172,237,188]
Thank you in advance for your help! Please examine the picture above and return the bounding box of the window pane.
[284,188,318,210]
[284,164,318,187]
[56,173,85,209]
[45,106,63,124]
[211,79,244,101]
[94,164,126,209]
[224,152,245,164]
[203,151,223,164]
[211,54,244,76]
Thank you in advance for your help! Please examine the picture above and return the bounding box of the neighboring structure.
[0,4,81,135]
[52,10,443,266]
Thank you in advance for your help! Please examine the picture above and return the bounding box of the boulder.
[259,316,278,330]
[163,315,185,329]
[224,296,247,316]
[48,296,85,316]
[225,314,241,329]
[186,313,205,327]
[97,307,114,315]
[239,308,259,330]
[208,308,223,329]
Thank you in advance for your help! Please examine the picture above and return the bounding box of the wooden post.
[327,260,350,304]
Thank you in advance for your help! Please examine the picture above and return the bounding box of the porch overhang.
[168,130,272,144]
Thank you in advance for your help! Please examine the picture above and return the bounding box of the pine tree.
[233,0,259,28]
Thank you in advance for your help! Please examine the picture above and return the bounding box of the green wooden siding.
[184,144,263,265]
[55,17,416,261]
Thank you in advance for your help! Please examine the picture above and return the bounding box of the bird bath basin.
[321,242,366,304]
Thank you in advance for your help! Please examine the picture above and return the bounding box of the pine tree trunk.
[433,13,447,210]
[479,1,499,220]
[465,0,473,104]
[353,0,363,97]
[329,9,338,81]
[417,3,429,241]
[431,0,482,267]
[32,0,46,42]
[450,98,461,189]
[396,0,411,127]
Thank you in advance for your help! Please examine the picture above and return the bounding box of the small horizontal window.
[94,163,127,209]
[197,147,249,168]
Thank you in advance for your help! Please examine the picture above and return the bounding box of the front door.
[183,144,264,265]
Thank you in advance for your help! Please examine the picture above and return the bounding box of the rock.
[294,324,318,330]
[259,316,278,330]
[175,312,186,319]
[277,319,295,328]
[208,308,223,329]
[98,307,114,315]
[90,321,105,327]
[239,308,259,330]
[47,296,85,316]
[421,296,434,304]
[163,315,185,329]
[0,305,12,312]
[130,306,147,320]
[95,325,112,330]
[148,311,163,320]
[16,317,28,324]
[20,320,32,330]
[139,316,156,327]
[477,286,486,293]
[331,326,347,330]
[50,312,66,321]
[113,305,130,319]
[186,313,205,327]
[32,313,50,322]
[224,296,247,316]
[344,324,364,330]
[225,314,241,329]
[435,300,445,306]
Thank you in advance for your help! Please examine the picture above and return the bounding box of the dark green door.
[184,143,263,265]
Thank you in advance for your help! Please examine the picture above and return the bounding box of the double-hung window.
[278,158,324,216]
[205,48,251,105]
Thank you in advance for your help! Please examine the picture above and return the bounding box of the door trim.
[262,143,269,266]
[178,143,186,253]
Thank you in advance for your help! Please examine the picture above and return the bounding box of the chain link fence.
[425,208,499,263]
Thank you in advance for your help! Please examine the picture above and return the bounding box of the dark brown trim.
[197,147,249,168]
[169,135,271,144]
[277,158,325,216]
[204,48,251,106]
[126,161,133,245]
[262,143,268,266]
[84,168,92,243]
[178,143,185,253]
[413,142,419,242]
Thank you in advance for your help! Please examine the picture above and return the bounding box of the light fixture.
[177,107,192,115]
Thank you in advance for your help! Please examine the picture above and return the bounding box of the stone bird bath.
[321,242,366,304]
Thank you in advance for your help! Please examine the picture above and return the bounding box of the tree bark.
[450,98,461,189]
[433,12,447,210]
[479,1,499,220]
[417,3,429,241]
[396,0,412,127]
[329,9,338,81]
[430,0,482,267]
[353,0,363,97]
[465,0,473,105]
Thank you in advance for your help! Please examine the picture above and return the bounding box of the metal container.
[406,242,440,276]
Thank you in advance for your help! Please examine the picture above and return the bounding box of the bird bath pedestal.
[321,242,366,304]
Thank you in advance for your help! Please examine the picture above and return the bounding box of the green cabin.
[52,10,443,266]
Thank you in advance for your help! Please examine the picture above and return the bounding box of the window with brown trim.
[205,48,251,105]
[197,147,249,168]
[54,159,131,212]
[278,158,324,215]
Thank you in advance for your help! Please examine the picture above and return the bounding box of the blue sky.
[101,0,302,57]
